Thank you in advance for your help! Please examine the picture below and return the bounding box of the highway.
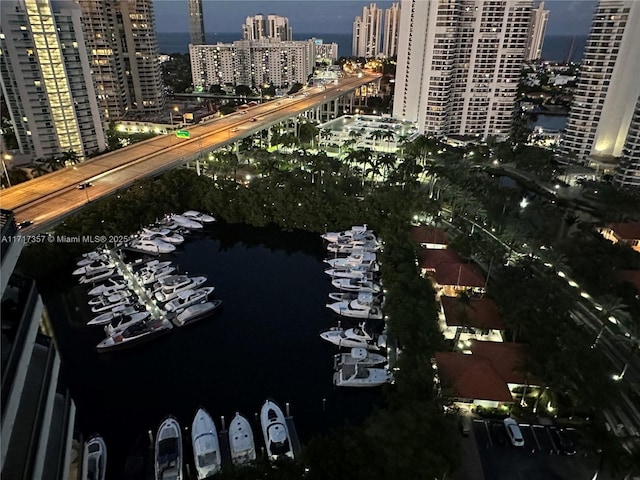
[0,74,380,232]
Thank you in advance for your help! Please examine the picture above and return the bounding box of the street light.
[169,106,179,126]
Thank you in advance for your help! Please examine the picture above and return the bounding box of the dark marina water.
[44,224,382,478]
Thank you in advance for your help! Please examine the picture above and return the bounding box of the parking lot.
[469,419,599,480]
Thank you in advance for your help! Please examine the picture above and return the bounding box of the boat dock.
[104,248,169,324]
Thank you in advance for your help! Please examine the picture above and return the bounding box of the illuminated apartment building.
[560,0,640,162]
[383,2,401,57]
[188,0,205,45]
[0,0,106,160]
[242,14,292,41]
[524,1,549,60]
[613,94,640,188]
[393,0,533,138]
[353,3,383,57]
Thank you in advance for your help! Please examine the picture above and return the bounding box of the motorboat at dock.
[228,412,256,466]
[260,399,294,460]
[73,260,114,276]
[170,300,222,327]
[127,238,176,254]
[96,318,172,352]
[82,434,107,480]
[90,295,133,314]
[167,214,203,230]
[154,275,208,303]
[326,292,383,320]
[326,240,380,254]
[182,210,216,224]
[324,263,379,279]
[334,348,387,369]
[322,225,375,244]
[155,416,182,480]
[137,265,176,286]
[331,277,381,293]
[333,363,393,387]
[164,287,215,313]
[325,251,377,269]
[88,310,148,327]
[88,278,127,297]
[191,408,221,479]
[88,290,129,306]
[320,324,382,350]
[77,250,108,267]
[79,267,116,284]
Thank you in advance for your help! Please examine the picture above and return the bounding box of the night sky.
[152,0,597,35]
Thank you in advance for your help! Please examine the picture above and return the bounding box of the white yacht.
[324,263,378,279]
[82,434,107,480]
[333,364,393,387]
[183,210,216,223]
[191,408,221,479]
[103,312,151,333]
[320,324,381,350]
[154,275,208,303]
[168,214,203,230]
[322,225,375,243]
[79,267,115,284]
[334,348,387,369]
[260,399,294,461]
[328,291,382,303]
[170,300,223,327]
[327,240,380,254]
[90,296,132,314]
[141,228,184,245]
[331,278,381,293]
[73,260,114,276]
[325,251,377,269]
[164,287,215,313]
[97,319,171,352]
[77,250,108,267]
[88,305,140,326]
[228,412,256,466]
[326,292,383,320]
[128,238,176,254]
[88,279,127,297]
[155,416,183,480]
[88,290,129,306]
[88,310,148,327]
[137,265,176,286]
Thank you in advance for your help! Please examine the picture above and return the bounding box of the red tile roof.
[471,340,528,385]
[435,262,486,288]
[410,226,449,246]
[434,352,514,403]
[617,270,640,293]
[417,248,462,270]
[441,296,505,330]
[608,222,640,240]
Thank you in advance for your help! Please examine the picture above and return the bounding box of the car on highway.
[503,418,524,447]
[250,118,257,122]
[552,429,576,455]
[17,220,34,229]
[77,182,93,190]
[231,128,239,132]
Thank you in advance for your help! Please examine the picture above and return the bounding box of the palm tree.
[319,128,333,148]
[28,161,50,178]
[368,129,385,150]
[60,150,80,166]
[382,130,396,152]
[592,295,631,347]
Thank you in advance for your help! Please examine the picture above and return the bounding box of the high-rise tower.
[393,0,533,138]
[524,1,549,60]
[560,0,640,162]
[79,0,166,119]
[0,0,106,160]
[352,3,383,57]
[613,94,640,188]
[242,15,292,41]
[188,0,205,45]
[383,2,401,58]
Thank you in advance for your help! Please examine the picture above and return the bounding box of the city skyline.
[152,0,596,36]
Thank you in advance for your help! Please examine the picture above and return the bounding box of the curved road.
[0,74,380,232]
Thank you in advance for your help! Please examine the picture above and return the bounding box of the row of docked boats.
[319,226,393,387]
[82,399,295,480]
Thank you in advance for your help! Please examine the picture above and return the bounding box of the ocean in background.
[159,32,352,57]
[158,32,587,63]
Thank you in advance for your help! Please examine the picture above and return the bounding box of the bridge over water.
[0,74,380,233]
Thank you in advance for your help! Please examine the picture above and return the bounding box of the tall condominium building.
[79,0,165,120]
[560,0,640,161]
[242,15,292,41]
[393,0,533,138]
[383,2,401,57]
[614,94,640,188]
[524,1,549,60]
[188,0,205,45]
[352,3,383,57]
[1,209,76,480]
[0,0,106,160]
[191,39,337,89]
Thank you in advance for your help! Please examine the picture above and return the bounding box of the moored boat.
[79,267,116,284]
[191,408,221,479]
[88,279,127,297]
[87,305,140,326]
[90,296,132,314]
[320,324,381,350]
[321,225,374,243]
[170,300,222,327]
[333,363,393,387]
[154,275,207,303]
[96,319,171,352]
[182,210,216,224]
[260,399,294,460]
[82,434,107,480]
[155,416,182,480]
[325,251,377,268]
[334,347,387,369]
[128,238,176,254]
[228,412,256,466]
[331,277,381,293]
[168,214,203,230]
[164,287,215,313]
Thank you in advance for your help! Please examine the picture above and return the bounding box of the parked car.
[553,428,576,455]
[503,418,524,447]
[77,182,93,190]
